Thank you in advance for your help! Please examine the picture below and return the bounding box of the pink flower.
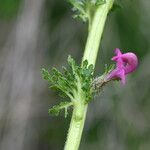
[107,48,138,85]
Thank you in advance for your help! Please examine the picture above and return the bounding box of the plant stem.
[64,1,114,150]
[64,102,88,150]
[83,0,114,65]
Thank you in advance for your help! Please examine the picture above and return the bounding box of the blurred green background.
[0,0,150,150]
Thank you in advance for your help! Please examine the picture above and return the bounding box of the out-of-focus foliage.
[0,0,21,19]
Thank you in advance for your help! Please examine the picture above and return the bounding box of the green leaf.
[42,55,95,116]
[49,101,73,118]
[82,59,88,68]
[67,55,76,70]
[67,0,107,22]
[41,68,51,81]
[95,0,106,6]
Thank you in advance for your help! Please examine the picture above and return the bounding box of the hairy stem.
[64,1,114,150]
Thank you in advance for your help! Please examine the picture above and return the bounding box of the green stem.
[64,1,114,150]
[64,103,87,150]
[83,0,114,66]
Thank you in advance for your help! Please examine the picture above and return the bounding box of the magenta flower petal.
[121,52,138,74]
[107,48,138,84]
[108,68,126,84]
